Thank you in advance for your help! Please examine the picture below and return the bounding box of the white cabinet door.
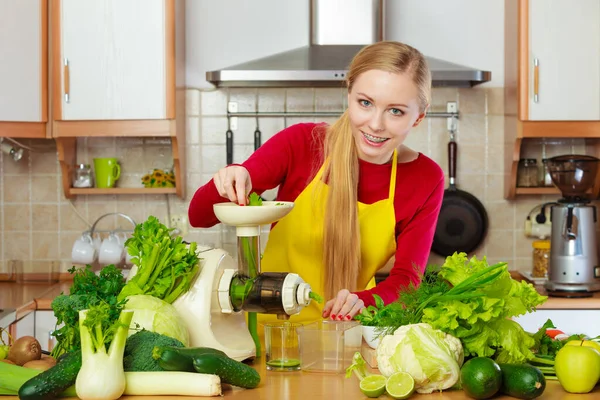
[34,311,58,352]
[528,0,600,121]
[60,0,166,120]
[0,0,44,122]
[513,309,600,337]
[13,312,35,339]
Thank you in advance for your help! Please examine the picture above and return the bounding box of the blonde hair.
[321,41,431,300]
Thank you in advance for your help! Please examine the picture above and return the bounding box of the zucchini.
[152,346,227,372]
[193,353,260,389]
[498,363,546,400]
[19,350,81,400]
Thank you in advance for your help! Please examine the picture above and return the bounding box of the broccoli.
[123,329,184,371]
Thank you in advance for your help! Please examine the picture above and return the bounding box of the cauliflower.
[376,323,463,394]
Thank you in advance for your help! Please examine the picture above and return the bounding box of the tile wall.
[0,87,593,277]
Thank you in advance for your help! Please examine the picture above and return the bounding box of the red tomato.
[545,329,565,339]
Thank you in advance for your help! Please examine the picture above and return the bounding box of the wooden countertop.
[2,361,597,399]
[2,278,600,399]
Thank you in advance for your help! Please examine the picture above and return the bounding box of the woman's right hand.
[212,166,252,205]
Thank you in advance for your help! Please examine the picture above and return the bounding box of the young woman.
[188,41,444,323]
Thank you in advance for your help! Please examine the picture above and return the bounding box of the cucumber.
[192,353,260,389]
[152,346,227,372]
[19,350,81,400]
[498,363,546,400]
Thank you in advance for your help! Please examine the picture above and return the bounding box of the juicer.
[543,155,600,296]
[172,201,316,362]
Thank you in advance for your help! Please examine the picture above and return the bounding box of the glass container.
[543,155,600,200]
[517,159,539,187]
[264,321,302,371]
[297,320,362,373]
[532,240,550,278]
[73,163,93,188]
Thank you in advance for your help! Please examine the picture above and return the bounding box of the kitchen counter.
[2,361,598,399]
[2,279,600,399]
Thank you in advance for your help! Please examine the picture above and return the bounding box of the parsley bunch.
[50,264,126,358]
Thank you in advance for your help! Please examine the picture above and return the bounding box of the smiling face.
[347,69,427,164]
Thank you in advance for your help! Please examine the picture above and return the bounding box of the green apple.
[555,345,600,393]
[565,339,600,353]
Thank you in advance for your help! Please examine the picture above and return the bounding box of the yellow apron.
[258,150,398,323]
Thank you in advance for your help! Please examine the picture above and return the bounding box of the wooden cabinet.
[56,0,168,121]
[0,0,48,138]
[527,0,600,121]
[504,0,600,199]
[51,0,186,199]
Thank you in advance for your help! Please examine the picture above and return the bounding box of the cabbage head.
[123,294,190,346]
[376,323,463,394]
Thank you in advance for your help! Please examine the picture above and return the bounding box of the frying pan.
[431,136,488,257]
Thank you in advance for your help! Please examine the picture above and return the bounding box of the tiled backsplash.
[0,87,591,276]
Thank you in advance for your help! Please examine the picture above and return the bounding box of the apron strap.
[388,149,398,200]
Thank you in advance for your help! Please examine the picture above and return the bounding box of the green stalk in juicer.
[244,193,263,357]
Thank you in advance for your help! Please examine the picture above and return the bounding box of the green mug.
[93,158,121,188]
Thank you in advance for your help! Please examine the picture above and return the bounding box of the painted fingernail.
[345,315,351,320]
[330,314,336,320]
[336,315,343,321]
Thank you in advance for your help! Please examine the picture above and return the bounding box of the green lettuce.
[421,253,546,363]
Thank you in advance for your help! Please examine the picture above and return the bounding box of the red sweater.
[188,123,445,307]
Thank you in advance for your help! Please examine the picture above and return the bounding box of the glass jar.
[517,159,539,187]
[541,159,554,187]
[73,164,93,188]
[532,240,550,278]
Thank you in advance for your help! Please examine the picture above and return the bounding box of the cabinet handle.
[64,58,70,103]
[533,58,539,103]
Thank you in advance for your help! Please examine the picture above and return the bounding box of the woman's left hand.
[322,289,364,321]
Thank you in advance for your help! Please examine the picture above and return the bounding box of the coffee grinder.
[544,155,600,296]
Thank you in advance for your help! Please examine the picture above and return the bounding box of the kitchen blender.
[173,201,316,362]
[543,155,600,296]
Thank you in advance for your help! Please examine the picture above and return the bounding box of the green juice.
[266,358,301,368]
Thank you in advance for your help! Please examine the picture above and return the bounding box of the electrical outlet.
[169,214,189,236]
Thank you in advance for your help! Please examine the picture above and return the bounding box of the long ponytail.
[321,111,361,300]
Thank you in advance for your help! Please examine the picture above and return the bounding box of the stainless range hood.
[206,0,491,88]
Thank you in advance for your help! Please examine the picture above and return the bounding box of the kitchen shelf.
[68,187,177,196]
[515,187,561,195]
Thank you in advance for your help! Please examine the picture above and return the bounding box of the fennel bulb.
[76,307,134,400]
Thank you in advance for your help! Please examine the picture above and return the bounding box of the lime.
[460,357,502,399]
[359,375,387,398]
[385,372,415,399]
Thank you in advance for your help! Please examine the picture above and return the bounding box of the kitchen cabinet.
[9,312,35,340]
[51,0,187,199]
[504,0,600,199]
[0,0,49,138]
[528,0,600,121]
[34,310,57,352]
